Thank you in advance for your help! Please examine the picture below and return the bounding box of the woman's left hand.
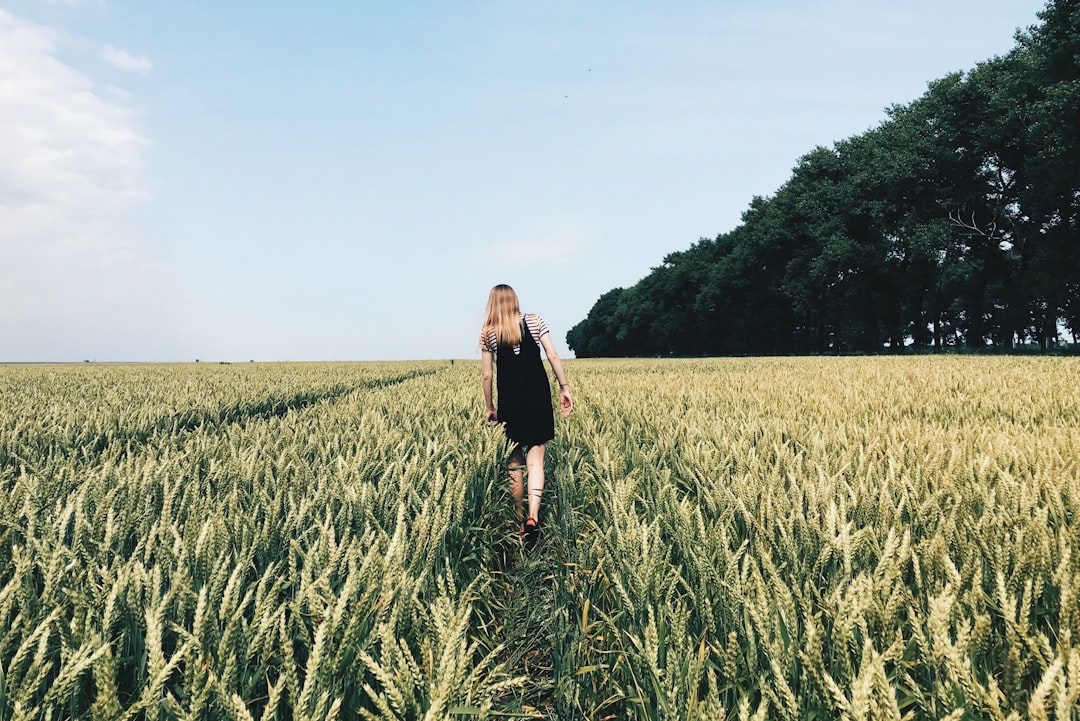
[559,387,574,418]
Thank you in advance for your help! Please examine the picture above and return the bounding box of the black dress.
[496,319,555,446]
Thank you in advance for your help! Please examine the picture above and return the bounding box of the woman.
[480,284,573,545]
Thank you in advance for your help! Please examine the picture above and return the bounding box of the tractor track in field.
[481,461,585,720]
[1,367,444,479]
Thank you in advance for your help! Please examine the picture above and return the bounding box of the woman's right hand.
[485,409,498,424]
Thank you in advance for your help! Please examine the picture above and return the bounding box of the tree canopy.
[568,0,1079,357]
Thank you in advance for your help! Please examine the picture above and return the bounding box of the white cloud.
[0,9,155,328]
[100,44,153,75]
[482,214,597,265]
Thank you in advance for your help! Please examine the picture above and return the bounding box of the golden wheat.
[0,356,1078,719]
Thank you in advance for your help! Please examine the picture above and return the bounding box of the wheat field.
[1,357,1078,720]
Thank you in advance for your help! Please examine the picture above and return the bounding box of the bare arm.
[538,333,574,418]
[481,349,496,422]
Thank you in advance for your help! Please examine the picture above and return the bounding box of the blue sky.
[1,0,1048,362]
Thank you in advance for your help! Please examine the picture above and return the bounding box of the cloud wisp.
[100,44,153,75]
[481,214,598,266]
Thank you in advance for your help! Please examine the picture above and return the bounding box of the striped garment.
[479,313,549,355]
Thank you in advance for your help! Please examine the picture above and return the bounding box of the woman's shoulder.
[523,313,549,335]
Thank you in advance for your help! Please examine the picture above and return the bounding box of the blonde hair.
[482,284,522,347]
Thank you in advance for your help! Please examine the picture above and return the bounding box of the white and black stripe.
[479,313,549,355]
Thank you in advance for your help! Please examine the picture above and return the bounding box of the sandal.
[522,517,540,547]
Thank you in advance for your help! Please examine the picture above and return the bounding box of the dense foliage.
[568,0,1080,357]
[2,358,1079,719]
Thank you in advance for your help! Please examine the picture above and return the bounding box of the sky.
[0,0,1050,362]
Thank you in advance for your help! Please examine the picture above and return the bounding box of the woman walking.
[480,284,573,545]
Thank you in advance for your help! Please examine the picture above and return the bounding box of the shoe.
[523,517,540,547]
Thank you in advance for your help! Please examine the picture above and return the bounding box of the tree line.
[568,0,1079,357]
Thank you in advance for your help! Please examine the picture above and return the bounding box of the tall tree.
[1014,0,1080,346]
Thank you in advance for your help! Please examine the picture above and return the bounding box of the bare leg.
[525,443,546,523]
[508,444,526,522]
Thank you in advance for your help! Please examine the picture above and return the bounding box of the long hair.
[482,284,522,347]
